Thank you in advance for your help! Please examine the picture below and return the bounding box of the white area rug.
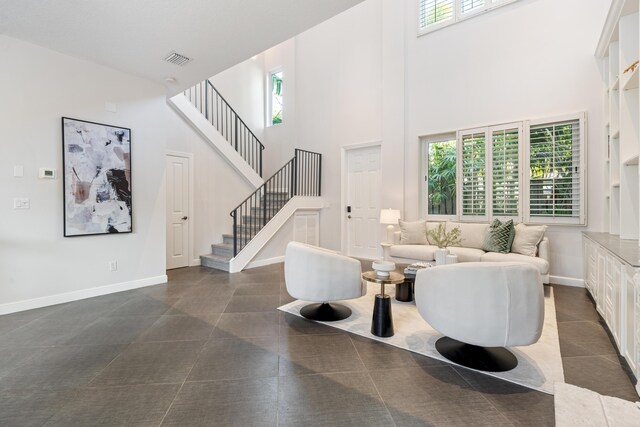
[554,382,640,426]
[278,282,564,395]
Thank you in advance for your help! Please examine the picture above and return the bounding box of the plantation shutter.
[460,0,485,15]
[459,128,488,220]
[419,0,454,30]
[526,114,585,224]
[491,124,521,218]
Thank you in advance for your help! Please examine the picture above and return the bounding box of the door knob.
[181,216,188,220]
[347,215,352,219]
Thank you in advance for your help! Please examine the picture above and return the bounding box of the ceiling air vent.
[163,52,191,66]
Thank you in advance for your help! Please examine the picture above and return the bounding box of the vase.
[445,254,458,265]
[435,248,450,266]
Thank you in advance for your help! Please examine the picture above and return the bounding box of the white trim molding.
[245,256,285,270]
[550,275,585,288]
[0,275,168,315]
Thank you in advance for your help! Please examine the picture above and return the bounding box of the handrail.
[230,149,322,256]
[206,81,264,150]
[184,80,264,176]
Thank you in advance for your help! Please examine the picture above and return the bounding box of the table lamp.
[380,209,401,243]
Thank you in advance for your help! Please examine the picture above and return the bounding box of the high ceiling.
[0,0,365,95]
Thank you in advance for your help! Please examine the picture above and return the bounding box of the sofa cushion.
[389,244,437,261]
[447,247,485,262]
[446,222,489,250]
[512,224,547,257]
[481,251,549,275]
[399,219,428,245]
[482,219,515,253]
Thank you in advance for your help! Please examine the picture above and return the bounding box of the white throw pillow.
[399,219,428,245]
[511,224,547,257]
[446,222,489,250]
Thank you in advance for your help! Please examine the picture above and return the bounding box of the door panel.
[346,146,381,259]
[166,155,190,269]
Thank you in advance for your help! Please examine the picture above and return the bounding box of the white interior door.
[346,145,381,259]
[166,155,190,269]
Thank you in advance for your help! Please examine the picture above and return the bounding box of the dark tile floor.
[0,264,637,426]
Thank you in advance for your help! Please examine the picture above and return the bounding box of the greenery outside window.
[422,135,457,218]
[525,114,585,225]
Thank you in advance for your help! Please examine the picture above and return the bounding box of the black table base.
[435,336,518,372]
[395,280,414,302]
[371,294,394,337]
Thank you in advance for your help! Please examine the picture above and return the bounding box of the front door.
[345,145,381,259]
[166,155,190,269]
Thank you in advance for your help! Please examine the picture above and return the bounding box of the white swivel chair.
[284,242,366,321]
[414,262,544,372]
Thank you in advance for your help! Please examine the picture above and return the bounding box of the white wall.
[0,35,168,312]
[209,55,267,145]
[404,0,610,282]
[0,34,258,313]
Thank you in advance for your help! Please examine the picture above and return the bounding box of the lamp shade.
[380,209,401,225]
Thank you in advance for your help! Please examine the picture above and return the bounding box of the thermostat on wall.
[39,168,57,179]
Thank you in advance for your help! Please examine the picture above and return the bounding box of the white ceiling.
[0,0,365,95]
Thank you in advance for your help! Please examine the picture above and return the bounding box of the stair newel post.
[232,210,238,257]
[318,154,322,196]
[263,185,268,228]
[293,151,298,197]
[205,82,209,122]
[234,116,238,152]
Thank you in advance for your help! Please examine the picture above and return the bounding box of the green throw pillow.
[482,219,515,253]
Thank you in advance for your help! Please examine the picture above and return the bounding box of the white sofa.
[383,221,550,284]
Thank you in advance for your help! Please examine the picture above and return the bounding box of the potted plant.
[427,223,462,265]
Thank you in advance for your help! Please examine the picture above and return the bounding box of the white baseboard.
[0,275,168,315]
[550,275,585,288]
[190,258,201,267]
[245,256,285,270]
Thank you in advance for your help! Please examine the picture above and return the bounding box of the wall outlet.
[108,261,118,272]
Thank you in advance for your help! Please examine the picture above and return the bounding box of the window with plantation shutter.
[419,0,454,30]
[525,114,585,225]
[459,129,488,219]
[491,124,521,218]
[418,0,519,34]
[461,0,485,15]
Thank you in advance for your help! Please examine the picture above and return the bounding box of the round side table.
[361,271,404,337]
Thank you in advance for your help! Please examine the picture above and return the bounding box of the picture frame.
[62,117,132,237]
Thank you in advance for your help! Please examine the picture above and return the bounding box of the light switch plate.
[13,165,24,177]
[13,198,30,209]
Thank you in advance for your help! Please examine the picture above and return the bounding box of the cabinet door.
[597,251,606,316]
[624,266,637,374]
[589,242,597,297]
[605,254,622,347]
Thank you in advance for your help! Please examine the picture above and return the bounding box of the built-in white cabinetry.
[583,233,640,387]
[598,0,640,240]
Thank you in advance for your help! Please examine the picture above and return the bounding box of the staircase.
[177,79,322,272]
[201,149,322,272]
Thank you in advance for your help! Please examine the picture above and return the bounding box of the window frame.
[418,0,520,36]
[266,68,283,127]
[421,133,458,221]
[419,112,586,226]
[523,112,587,226]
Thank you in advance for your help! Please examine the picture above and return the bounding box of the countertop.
[583,232,640,267]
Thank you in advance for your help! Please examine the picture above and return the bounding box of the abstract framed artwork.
[62,117,132,237]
